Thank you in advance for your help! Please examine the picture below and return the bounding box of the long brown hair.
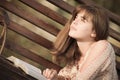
[51,5,109,65]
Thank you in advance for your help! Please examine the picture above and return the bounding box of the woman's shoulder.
[95,40,108,46]
[86,40,113,67]
[93,40,110,49]
[91,40,112,55]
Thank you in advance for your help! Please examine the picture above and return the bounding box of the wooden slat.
[109,28,120,41]
[19,0,68,25]
[47,0,74,13]
[0,0,59,36]
[5,40,62,71]
[116,60,120,70]
[8,20,53,50]
[76,0,120,26]
[116,60,120,80]
[113,45,120,56]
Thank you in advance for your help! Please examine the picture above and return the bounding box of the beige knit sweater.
[57,40,118,80]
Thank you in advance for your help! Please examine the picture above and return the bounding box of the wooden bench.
[0,0,120,79]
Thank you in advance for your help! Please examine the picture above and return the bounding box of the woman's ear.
[91,30,96,37]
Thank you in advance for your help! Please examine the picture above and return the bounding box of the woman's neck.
[77,41,96,57]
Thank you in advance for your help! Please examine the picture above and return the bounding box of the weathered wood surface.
[20,0,68,25]
[0,0,59,36]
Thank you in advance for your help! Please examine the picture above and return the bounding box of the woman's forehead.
[77,11,86,16]
[77,11,93,20]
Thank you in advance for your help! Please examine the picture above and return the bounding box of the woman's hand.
[43,68,57,80]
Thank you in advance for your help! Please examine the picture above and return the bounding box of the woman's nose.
[73,20,78,25]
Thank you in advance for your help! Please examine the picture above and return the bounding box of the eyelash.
[75,15,86,21]
[81,17,86,22]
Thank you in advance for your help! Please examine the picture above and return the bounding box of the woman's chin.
[68,32,76,38]
[68,32,73,37]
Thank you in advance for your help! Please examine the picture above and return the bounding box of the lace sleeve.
[75,41,114,80]
[56,75,71,80]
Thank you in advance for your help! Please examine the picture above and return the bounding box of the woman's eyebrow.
[81,15,89,22]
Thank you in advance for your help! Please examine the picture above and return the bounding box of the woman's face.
[69,11,96,41]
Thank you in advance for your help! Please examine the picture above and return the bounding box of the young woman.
[43,5,118,80]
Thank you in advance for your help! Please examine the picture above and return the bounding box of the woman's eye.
[75,16,78,20]
[81,17,86,22]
